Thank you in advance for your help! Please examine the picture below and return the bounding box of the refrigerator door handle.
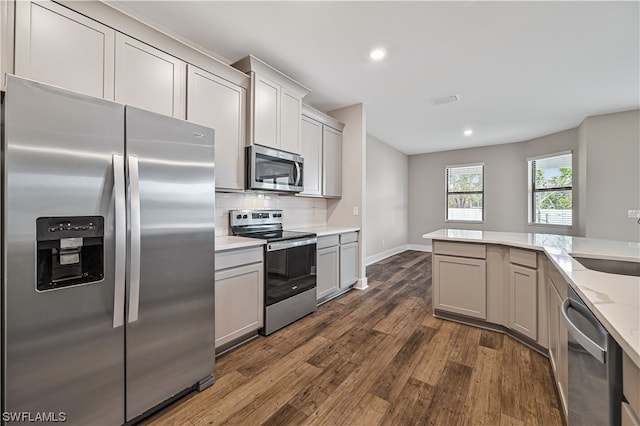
[128,155,141,323]
[113,154,126,328]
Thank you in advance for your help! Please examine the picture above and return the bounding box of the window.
[446,163,484,222]
[528,152,572,226]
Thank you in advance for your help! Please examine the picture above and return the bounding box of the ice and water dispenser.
[36,216,105,291]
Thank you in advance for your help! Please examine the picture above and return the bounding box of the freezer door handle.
[113,154,126,328]
[128,155,141,323]
[561,297,606,363]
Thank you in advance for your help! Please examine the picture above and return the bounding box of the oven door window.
[265,243,316,305]
[255,153,301,187]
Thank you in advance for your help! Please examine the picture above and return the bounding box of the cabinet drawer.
[510,248,537,268]
[215,247,263,271]
[340,232,358,244]
[433,241,486,259]
[317,235,339,249]
[624,352,640,417]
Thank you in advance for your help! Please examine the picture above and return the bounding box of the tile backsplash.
[215,192,327,236]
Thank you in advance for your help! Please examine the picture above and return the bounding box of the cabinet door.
[214,262,264,348]
[15,0,115,99]
[508,264,537,340]
[187,65,246,190]
[252,74,279,149]
[300,117,322,196]
[323,126,342,197]
[317,246,339,301]
[433,255,487,319]
[548,279,568,418]
[115,33,185,118]
[280,88,302,154]
[340,242,358,288]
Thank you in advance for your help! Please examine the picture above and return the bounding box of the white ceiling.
[108,1,640,155]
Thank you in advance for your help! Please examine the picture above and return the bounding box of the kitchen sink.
[571,256,640,277]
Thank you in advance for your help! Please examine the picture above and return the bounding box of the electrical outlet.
[353,207,359,216]
[628,210,640,219]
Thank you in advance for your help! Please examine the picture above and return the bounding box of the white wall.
[578,109,640,242]
[408,128,578,247]
[327,103,368,288]
[365,135,409,264]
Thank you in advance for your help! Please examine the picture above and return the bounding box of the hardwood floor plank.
[143,251,563,426]
[337,392,390,426]
[369,325,437,402]
[422,360,474,425]
[381,376,436,425]
[261,403,308,426]
[461,346,503,426]
[219,362,322,425]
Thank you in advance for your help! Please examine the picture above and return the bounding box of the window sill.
[445,220,484,224]
[527,222,572,229]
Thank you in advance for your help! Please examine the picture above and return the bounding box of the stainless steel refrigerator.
[2,75,215,425]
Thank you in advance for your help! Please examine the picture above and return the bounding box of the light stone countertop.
[215,235,266,252]
[290,225,360,237]
[423,228,640,368]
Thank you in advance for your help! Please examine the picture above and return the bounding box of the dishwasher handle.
[561,297,607,364]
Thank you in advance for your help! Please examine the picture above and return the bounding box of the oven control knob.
[243,215,248,219]
[236,215,242,219]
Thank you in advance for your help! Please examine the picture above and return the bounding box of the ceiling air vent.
[431,94,459,105]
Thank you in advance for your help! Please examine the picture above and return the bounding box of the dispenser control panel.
[36,216,104,291]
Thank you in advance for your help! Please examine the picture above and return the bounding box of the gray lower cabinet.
[339,232,358,288]
[623,352,640,425]
[547,265,568,419]
[433,254,487,319]
[316,232,359,303]
[317,244,339,301]
[508,248,539,340]
[214,247,264,351]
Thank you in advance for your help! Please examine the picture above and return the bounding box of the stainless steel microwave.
[246,145,304,193]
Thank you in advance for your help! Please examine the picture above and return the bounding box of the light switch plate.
[628,210,640,219]
[353,207,359,216]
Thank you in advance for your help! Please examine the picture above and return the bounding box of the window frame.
[444,162,485,224]
[527,150,573,228]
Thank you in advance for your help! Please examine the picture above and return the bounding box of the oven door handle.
[267,237,317,251]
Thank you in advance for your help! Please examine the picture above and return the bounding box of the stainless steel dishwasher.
[562,285,622,426]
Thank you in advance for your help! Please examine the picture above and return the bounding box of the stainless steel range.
[230,210,317,335]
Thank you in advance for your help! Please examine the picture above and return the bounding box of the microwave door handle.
[112,154,126,328]
[294,162,301,186]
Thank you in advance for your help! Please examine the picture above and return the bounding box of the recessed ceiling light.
[370,47,387,61]
[464,129,473,136]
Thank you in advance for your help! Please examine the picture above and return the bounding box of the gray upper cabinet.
[14,1,115,99]
[300,116,323,196]
[323,126,343,198]
[115,33,186,119]
[232,55,310,155]
[186,65,246,191]
[301,105,345,198]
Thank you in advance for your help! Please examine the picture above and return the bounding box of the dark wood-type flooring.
[142,250,564,425]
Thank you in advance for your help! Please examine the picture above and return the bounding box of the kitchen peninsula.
[424,228,640,422]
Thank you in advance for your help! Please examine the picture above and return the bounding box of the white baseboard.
[365,244,432,266]
[407,244,432,252]
[354,277,368,290]
[365,245,408,266]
